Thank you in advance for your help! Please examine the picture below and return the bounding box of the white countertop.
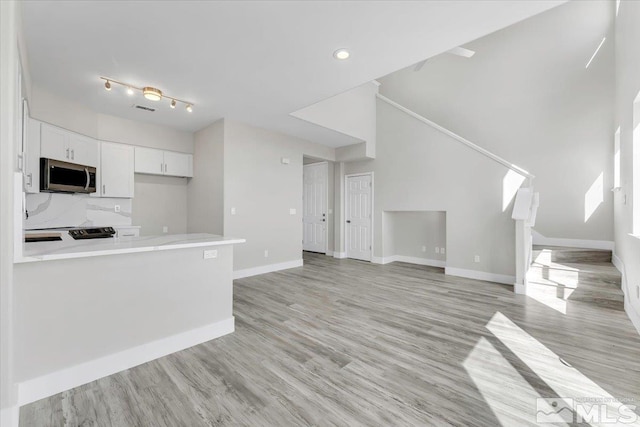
[16,233,245,263]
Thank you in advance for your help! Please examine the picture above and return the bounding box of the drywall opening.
[382,210,446,267]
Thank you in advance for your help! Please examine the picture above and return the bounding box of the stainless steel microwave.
[40,158,97,193]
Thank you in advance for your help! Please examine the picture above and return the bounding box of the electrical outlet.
[114,205,121,213]
[435,247,440,254]
[203,249,218,259]
[162,226,168,233]
[474,255,480,263]
[421,246,426,252]
[231,207,236,215]
[264,250,269,258]
[441,247,445,255]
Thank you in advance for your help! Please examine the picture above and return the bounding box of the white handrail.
[376,93,535,180]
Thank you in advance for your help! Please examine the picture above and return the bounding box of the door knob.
[346,220,351,223]
[322,219,325,222]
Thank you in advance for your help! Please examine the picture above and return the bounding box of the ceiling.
[21,0,565,147]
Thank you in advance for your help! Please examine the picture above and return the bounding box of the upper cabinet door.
[24,118,41,194]
[101,142,134,198]
[134,146,165,175]
[40,123,99,167]
[163,151,190,177]
[40,123,68,162]
[68,133,99,167]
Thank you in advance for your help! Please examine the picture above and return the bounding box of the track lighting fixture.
[100,77,193,113]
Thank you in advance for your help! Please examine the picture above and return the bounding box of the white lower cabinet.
[100,142,134,198]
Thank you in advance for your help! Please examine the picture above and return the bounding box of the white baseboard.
[625,299,640,336]
[445,267,515,286]
[233,259,303,279]
[0,405,19,427]
[372,255,445,268]
[333,252,347,259]
[531,230,614,251]
[325,251,334,257]
[18,317,235,406]
[514,282,527,294]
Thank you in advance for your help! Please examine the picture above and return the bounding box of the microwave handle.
[84,167,90,191]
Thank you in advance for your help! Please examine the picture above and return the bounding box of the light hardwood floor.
[20,252,640,426]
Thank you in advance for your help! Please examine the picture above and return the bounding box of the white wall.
[222,120,335,271]
[291,82,379,158]
[188,119,224,235]
[0,1,19,424]
[614,0,640,333]
[134,175,188,236]
[384,211,446,262]
[345,99,524,278]
[28,86,194,235]
[379,0,615,244]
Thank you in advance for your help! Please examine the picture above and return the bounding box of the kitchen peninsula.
[13,233,245,405]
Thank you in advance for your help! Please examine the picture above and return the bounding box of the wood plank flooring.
[20,252,640,426]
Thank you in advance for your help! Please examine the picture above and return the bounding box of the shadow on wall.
[382,211,446,265]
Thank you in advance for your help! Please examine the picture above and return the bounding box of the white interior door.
[303,162,327,253]
[346,174,372,261]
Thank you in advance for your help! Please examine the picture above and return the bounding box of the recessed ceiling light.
[333,48,350,60]
[126,87,134,96]
[186,104,193,113]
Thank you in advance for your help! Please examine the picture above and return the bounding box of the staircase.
[526,246,624,312]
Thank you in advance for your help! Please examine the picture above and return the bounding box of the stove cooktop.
[68,227,116,240]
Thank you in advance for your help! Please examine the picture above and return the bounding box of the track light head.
[170,99,176,109]
[105,80,112,91]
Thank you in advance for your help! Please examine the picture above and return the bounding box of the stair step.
[526,282,624,311]
[528,245,622,311]
[527,265,621,289]
[532,245,611,264]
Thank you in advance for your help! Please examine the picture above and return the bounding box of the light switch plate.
[289,208,296,215]
[281,157,290,164]
[162,226,168,233]
[435,247,440,254]
[231,207,236,215]
[441,247,445,254]
[114,205,121,213]
[203,249,218,259]
[474,255,480,263]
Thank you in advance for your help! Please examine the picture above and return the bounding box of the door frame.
[344,171,374,262]
[303,161,329,255]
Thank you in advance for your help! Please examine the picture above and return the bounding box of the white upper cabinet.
[134,147,165,175]
[134,147,193,178]
[40,123,99,167]
[23,117,41,194]
[163,151,190,177]
[100,142,134,198]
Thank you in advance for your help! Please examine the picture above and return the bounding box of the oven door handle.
[84,167,90,191]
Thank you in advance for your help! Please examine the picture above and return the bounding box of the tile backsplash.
[24,193,132,230]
